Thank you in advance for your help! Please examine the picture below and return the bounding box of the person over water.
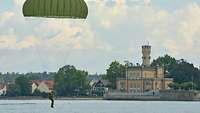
[48,91,54,108]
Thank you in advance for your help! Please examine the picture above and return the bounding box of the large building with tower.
[116,45,173,93]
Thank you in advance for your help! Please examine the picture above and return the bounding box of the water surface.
[0,100,199,113]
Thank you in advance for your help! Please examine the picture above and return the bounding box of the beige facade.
[116,45,173,93]
[116,68,173,93]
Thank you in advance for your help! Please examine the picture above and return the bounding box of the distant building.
[88,74,110,96]
[0,84,6,96]
[116,45,173,93]
[31,80,54,93]
[91,80,109,96]
[87,74,102,81]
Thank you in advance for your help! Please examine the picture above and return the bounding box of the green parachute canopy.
[23,0,88,19]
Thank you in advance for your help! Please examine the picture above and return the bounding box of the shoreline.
[1,97,200,101]
[0,96,103,100]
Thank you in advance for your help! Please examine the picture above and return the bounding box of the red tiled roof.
[0,84,6,90]
[32,80,54,90]
[43,80,54,90]
[32,80,43,86]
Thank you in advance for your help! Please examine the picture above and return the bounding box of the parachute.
[23,0,88,19]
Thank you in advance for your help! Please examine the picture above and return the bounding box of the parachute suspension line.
[24,18,48,72]
[62,48,73,68]
[23,22,77,73]
[60,19,74,67]
[34,45,48,72]
[22,18,46,109]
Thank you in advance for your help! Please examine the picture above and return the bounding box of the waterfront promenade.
[104,90,200,101]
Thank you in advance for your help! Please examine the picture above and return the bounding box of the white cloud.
[100,19,111,29]
[0,11,15,24]
[90,0,127,28]
[13,0,25,6]
[144,0,151,5]
[34,19,112,51]
[0,35,17,49]
[133,2,200,58]
[18,35,41,49]
[177,3,200,48]
[0,0,200,72]
[0,35,40,49]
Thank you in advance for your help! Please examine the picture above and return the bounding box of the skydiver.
[48,91,54,108]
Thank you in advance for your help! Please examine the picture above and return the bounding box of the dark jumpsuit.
[48,92,54,108]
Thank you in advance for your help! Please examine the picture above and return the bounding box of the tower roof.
[142,45,151,48]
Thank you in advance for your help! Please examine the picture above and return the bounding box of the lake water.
[0,100,199,113]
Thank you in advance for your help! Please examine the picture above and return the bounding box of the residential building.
[91,80,109,96]
[0,84,6,96]
[31,80,54,93]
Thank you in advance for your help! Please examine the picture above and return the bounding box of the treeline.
[151,55,200,90]
[5,73,55,97]
[6,76,32,96]
[0,72,55,97]
[0,72,55,83]
[4,66,91,97]
[2,54,200,97]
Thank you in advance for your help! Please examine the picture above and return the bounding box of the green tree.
[15,76,31,96]
[6,84,20,96]
[151,54,177,76]
[169,82,197,90]
[170,60,199,83]
[55,65,89,96]
[105,61,125,89]
[152,55,200,90]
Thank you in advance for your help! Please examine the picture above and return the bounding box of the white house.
[0,84,6,96]
[31,80,54,93]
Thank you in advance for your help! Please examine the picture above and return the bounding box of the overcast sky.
[0,0,200,74]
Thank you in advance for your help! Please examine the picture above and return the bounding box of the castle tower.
[142,45,151,67]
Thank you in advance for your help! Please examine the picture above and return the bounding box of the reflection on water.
[0,103,36,106]
[0,100,199,113]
